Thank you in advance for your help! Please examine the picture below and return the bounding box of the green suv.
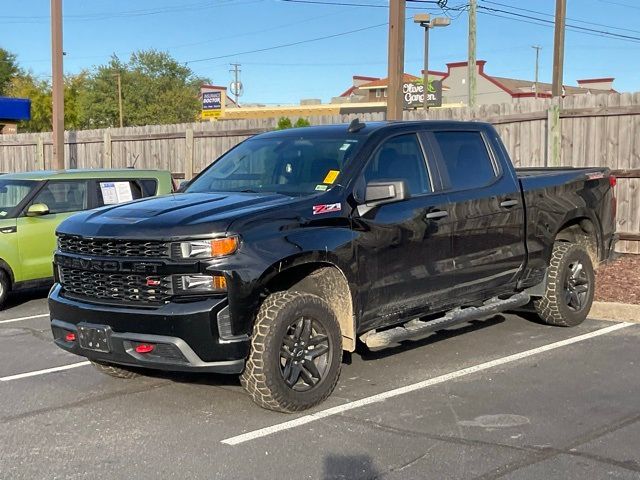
[0,169,173,307]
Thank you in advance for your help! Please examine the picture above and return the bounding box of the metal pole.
[468,0,477,108]
[387,0,406,121]
[552,0,567,97]
[51,0,64,170]
[423,24,429,111]
[116,73,123,128]
[532,45,541,99]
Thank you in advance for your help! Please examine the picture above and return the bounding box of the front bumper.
[49,284,249,374]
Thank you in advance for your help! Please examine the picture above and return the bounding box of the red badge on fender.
[146,277,161,287]
[313,203,342,215]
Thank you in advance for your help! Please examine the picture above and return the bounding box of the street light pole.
[532,45,542,99]
[423,25,430,111]
[414,14,450,112]
[51,0,64,170]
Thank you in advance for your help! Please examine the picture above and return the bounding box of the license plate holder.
[77,323,112,353]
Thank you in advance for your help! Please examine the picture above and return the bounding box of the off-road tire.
[534,242,595,327]
[0,270,9,310]
[240,291,343,413]
[90,361,140,379]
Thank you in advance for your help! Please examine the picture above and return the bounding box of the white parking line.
[221,322,633,446]
[0,361,91,382]
[0,313,49,325]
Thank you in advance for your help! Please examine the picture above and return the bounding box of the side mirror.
[358,181,408,216]
[177,180,191,193]
[26,203,50,217]
[365,181,408,205]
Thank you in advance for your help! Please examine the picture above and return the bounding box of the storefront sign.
[403,80,442,108]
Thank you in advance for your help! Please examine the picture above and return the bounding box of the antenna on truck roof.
[347,118,366,133]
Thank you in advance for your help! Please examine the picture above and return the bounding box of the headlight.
[174,274,227,294]
[174,236,239,259]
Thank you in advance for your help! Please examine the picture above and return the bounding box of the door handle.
[425,210,449,220]
[0,226,16,234]
[500,199,519,208]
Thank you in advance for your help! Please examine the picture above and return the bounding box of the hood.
[58,192,295,239]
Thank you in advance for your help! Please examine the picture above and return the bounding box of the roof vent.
[348,118,366,133]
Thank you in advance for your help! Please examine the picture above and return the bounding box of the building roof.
[358,73,422,89]
[442,60,614,98]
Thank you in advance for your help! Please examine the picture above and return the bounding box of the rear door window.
[95,179,156,207]
[432,131,497,191]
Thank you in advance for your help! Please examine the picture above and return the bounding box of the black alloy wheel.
[280,317,331,392]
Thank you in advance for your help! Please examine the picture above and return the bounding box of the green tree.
[5,72,88,132]
[79,50,208,128]
[294,118,311,128]
[0,48,19,95]
[277,117,293,130]
[6,73,51,132]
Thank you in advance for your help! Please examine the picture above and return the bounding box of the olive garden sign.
[403,79,442,108]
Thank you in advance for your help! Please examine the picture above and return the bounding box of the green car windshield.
[0,180,38,218]
[186,135,362,196]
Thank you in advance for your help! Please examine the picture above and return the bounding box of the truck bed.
[516,166,606,178]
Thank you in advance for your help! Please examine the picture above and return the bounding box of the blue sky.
[2,0,639,104]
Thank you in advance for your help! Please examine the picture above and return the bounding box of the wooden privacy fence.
[0,91,638,253]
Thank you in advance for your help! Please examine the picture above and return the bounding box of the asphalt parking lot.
[0,290,639,480]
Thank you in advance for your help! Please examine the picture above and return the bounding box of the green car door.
[16,180,89,281]
[0,179,41,284]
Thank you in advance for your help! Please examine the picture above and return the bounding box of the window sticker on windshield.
[323,170,340,185]
[100,182,134,205]
[339,143,351,151]
[315,185,328,191]
[313,203,341,215]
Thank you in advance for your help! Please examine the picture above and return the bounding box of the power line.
[0,0,263,24]
[185,21,390,63]
[596,0,640,10]
[482,0,640,35]
[278,0,440,11]
[477,4,640,43]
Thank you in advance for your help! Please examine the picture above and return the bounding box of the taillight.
[609,176,617,188]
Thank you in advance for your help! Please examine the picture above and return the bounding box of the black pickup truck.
[49,120,617,412]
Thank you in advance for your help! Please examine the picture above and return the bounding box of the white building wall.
[442,65,512,105]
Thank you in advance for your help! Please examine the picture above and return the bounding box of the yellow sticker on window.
[323,170,340,184]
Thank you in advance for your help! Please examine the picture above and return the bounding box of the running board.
[361,292,531,349]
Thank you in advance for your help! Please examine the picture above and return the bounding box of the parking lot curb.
[590,301,640,323]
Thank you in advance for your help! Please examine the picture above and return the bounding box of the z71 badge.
[313,203,342,215]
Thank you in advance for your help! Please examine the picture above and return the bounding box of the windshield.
[186,135,363,196]
[0,180,38,218]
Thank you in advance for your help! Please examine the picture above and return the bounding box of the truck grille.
[58,234,169,258]
[59,267,171,305]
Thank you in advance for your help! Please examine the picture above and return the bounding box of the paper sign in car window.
[114,182,133,202]
[100,181,133,204]
[323,170,340,185]
[100,182,118,204]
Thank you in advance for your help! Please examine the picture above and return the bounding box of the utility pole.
[552,0,567,97]
[229,63,242,106]
[532,45,542,99]
[51,0,64,170]
[468,0,477,108]
[387,0,406,120]
[114,72,124,128]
